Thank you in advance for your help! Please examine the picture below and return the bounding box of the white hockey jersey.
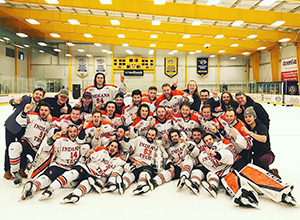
[173,113,200,138]
[165,142,189,166]
[81,146,126,177]
[84,84,127,110]
[197,139,236,177]
[153,116,180,139]
[16,112,51,149]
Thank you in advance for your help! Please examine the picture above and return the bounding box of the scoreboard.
[113,56,155,71]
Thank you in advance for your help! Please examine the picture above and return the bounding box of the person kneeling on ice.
[113,128,168,195]
[178,133,236,197]
[20,125,89,201]
[37,140,124,203]
[140,129,190,194]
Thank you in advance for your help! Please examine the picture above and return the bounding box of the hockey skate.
[116,174,126,195]
[234,189,259,208]
[132,183,150,195]
[20,181,34,201]
[185,179,200,195]
[177,175,186,190]
[145,172,156,191]
[102,182,117,193]
[88,177,103,194]
[280,185,298,206]
[201,181,218,198]
[39,188,54,201]
[13,172,22,186]
[61,193,80,204]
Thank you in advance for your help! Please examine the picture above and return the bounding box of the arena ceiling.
[0,0,300,56]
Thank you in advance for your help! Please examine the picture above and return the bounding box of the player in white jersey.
[37,140,125,202]
[178,133,236,197]
[122,89,142,126]
[9,102,51,185]
[153,105,180,141]
[101,101,122,128]
[141,86,158,112]
[173,102,200,138]
[20,125,89,201]
[77,109,114,148]
[155,83,193,115]
[197,104,219,133]
[49,106,83,137]
[129,103,155,138]
[84,72,127,110]
[139,129,189,194]
[117,128,168,195]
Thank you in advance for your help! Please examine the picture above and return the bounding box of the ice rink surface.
[0,103,300,220]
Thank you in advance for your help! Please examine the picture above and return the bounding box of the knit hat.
[244,106,257,118]
[115,93,124,99]
[58,89,69,98]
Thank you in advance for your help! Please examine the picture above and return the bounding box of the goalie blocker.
[221,163,297,208]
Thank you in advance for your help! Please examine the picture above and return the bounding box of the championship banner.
[94,57,106,74]
[197,57,209,77]
[76,57,88,78]
[164,57,178,78]
[281,57,298,81]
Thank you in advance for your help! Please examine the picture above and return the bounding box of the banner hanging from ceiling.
[164,57,178,78]
[94,57,106,75]
[281,57,298,81]
[76,57,88,78]
[197,57,209,77]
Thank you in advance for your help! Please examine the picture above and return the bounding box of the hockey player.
[141,86,158,112]
[49,106,83,137]
[37,140,125,202]
[178,133,236,197]
[84,72,127,110]
[173,102,200,138]
[155,83,193,115]
[122,89,142,126]
[117,128,167,195]
[101,101,122,128]
[198,104,219,133]
[9,102,52,185]
[77,109,115,148]
[146,129,189,193]
[74,92,93,119]
[152,105,180,141]
[20,125,89,201]
[129,103,154,138]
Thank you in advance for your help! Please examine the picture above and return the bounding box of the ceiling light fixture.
[68,19,80,25]
[50,33,61,38]
[230,57,236,60]
[122,43,129,47]
[102,49,108,52]
[53,48,61,52]
[154,0,166,5]
[38,42,47,46]
[183,34,191,39]
[149,50,155,55]
[150,44,156,47]
[189,52,195,55]
[231,43,239,47]
[257,46,266,50]
[203,44,211,48]
[66,42,75,46]
[16,33,28,38]
[210,55,216,57]
[279,38,290,42]
[110,20,120,25]
[39,50,45,53]
[206,0,220,6]
[177,44,183,47]
[117,34,125,38]
[215,34,224,39]
[86,54,93,57]
[242,52,250,55]
[192,20,202,26]
[26,19,40,25]
[247,34,257,39]
[107,51,113,54]
[78,49,85,52]
[195,50,202,53]
[232,20,244,27]
[24,44,30,48]
[219,50,225,53]
[65,54,72,57]
[152,20,161,26]
[45,0,59,4]
[99,0,112,4]
[94,43,102,47]
[150,34,158,39]
[271,20,285,27]
[259,0,276,6]
[84,33,93,38]
[3,37,10,41]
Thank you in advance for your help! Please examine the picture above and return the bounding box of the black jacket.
[39,96,72,118]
